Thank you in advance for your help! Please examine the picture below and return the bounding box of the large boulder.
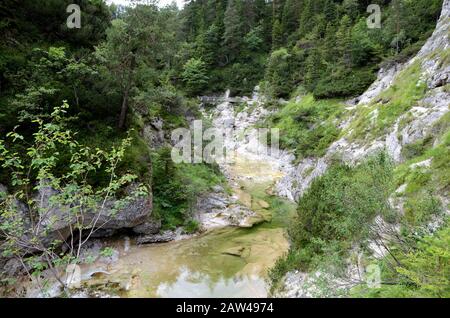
[143,117,165,149]
[0,181,154,257]
[132,218,161,235]
[136,230,176,244]
[31,183,153,246]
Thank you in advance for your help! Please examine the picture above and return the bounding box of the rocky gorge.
[0,0,448,299]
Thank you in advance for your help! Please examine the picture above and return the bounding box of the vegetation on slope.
[0,0,447,298]
[269,152,395,288]
[263,95,344,159]
[181,0,443,97]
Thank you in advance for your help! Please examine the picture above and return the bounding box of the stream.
[79,95,297,298]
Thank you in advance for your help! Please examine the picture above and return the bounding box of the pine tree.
[322,22,337,63]
[281,0,302,37]
[342,0,360,21]
[390,0,407,55]
[254,0,272,48]
[298,0,314,38]
[223,0,243,62]
[323,0,336,23]
[336,15,353,67]
[304,48,322,90]
[272,19,284,50]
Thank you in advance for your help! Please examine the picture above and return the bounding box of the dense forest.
[0,0,448,298]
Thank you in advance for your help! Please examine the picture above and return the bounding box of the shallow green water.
[82,155,296,298]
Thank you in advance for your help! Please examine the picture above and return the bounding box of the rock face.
[276,1,450,202]
[132,219,161,235]
[1,182,153,249]
[143,117,165,149]
[195,191,258,229]
[356,64,405,106]
[200,89,295,226]
[136,230,177,244]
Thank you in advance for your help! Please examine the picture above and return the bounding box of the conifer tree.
[336,15,353,67]
[223,0,243,62]
[272,19,284,50]
[281,0,302,37]
[298,0,314,38]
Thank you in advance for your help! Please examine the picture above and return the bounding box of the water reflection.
[156,267,267,298]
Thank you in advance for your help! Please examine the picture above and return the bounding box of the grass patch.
[348,60,426,141]
[264,94,344,159]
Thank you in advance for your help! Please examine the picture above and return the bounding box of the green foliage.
[349,113,449,298]
[223,0,242,57]
[271,153,395,286]
[184,219,200,234]
[263,48,293,99]
[151,147,226,230]
[313,67,377,99]
[394,225,450,297]
[244,25,264,51]
[348,60,426,141]
[271,20,283,50]
[0,103,147,287]
[392,116,449,233]
[403,193,443,227]
[178,0,441,97]
[401,136,434,160]
[182,58,210,96]
[353,224,450,298]
[269,248,314,289]
[292,153,394,250]
[100,247,115,258]
[265,95,344,159]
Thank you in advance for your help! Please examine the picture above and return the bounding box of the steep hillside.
[272,0,449,297]
[277,0,449,201]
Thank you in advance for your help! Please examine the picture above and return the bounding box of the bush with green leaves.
[263,48,293,99]
[151,146,226,231]
[182,58,210,96]
[264,95,343,159]
[270,153,395,288]
[352,223,450,298]
[0,103,147,294]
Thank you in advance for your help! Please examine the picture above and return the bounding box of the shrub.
[151,147,226,230]
[271,153,395,285]
[0,103,147,293]
[313,68,377,99]
[182,58,210,96]
[353,224,450,298]
[264,48,294,99]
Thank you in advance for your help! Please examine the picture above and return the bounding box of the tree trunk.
[118,85,130,129]
[73,86,80,109]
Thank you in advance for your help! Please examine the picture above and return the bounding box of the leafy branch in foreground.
[0,102,147,296]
